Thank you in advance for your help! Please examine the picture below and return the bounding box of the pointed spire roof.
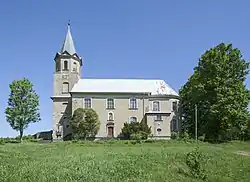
[60,23,76,55]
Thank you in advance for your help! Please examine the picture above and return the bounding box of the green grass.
[0,140,250,182]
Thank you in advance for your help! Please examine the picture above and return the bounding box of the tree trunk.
[19,129,23,143]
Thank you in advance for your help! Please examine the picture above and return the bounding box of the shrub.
[120,119,151,140]
[5,140,20,143]
[130,133,142,141]
[185,147,208,180]
[0,139,4,145]
[171,132,179,140]
[29,139,40,143]
[180,132,190,142]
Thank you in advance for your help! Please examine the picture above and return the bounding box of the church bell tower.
[51,23,82,140]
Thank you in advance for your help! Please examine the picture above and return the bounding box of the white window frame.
[129,116,137,123]
[129,97,137,109]
[106,98,115,109]
[152,101,160,111]
[84,97,92,108]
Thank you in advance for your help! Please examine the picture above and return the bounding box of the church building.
[51,24,180,140]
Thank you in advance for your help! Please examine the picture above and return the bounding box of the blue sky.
[0,1,249,137]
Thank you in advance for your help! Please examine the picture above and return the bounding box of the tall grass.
[0,141,250,182]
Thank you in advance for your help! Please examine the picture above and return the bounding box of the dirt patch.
[235,151,250,157]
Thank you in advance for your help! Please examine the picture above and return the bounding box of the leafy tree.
[179,43,249,141]
[70,108,100,139]
[120,119,151,140]
[5,78,41,142]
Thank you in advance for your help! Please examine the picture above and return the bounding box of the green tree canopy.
[70,108,100,139]
[5,78,41,142]
[179,43,249,141]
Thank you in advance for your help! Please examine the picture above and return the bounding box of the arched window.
[152,101,160,111]
[72,62,77,72]
[108,112,114,121]
[62,82,69,93]
[63,61,68,70]
[129,98,137,109]
[130,116,137,123]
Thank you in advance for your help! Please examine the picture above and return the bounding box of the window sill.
[106,108,115,110]
[107,119,114,121]
[128,108,138,110]
[154,119,163,122]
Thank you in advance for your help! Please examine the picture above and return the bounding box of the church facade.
[51,24,180,140]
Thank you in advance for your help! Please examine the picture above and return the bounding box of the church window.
[172,119,177,131]
[155,114,162,121]
[108,112,114,121]
[73,62,77,72]
[84,98,92,108]
[130,116,137,123]
[63,61,68,70]
[62,82,69,93]
[172,101,177,112]
[129,98,137,109]
[106,98,115,109]
[152,101,160,111]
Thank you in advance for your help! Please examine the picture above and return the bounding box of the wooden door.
[108,127,114,137]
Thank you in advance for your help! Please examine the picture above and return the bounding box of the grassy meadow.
[0,140,250,182]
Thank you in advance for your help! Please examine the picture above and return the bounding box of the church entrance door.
[107,126,114,137]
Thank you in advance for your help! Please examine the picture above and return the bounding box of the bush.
[5,140,20,143]
[130,133,143,141]
[171,132,179,140]
[185,147,208,180]
[29,139,40,143]
[22,135,34,140]
[0,139,4,145]
[180,132,190,142]
[120,119,151,140]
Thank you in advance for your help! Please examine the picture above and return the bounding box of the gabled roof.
[70,78,179,96]
[60,24,76,55]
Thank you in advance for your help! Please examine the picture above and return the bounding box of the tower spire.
[60,22,76,55]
